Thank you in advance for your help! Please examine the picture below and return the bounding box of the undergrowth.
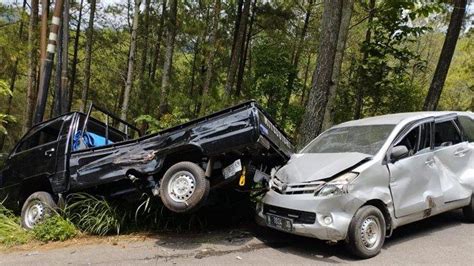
[0,204,30,246]
[0,189,254,247]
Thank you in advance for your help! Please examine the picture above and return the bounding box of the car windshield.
[301,125,395,155]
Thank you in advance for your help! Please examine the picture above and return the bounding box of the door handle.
[424,159,434,166]
[44,148,55,157]
[454,149,469,157]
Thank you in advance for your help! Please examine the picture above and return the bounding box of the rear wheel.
[346,205,386,259]
[160,161,210,213]
[21,191,57,230]
[462,194,474,223]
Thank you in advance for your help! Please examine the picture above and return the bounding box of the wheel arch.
[19,175,55,207]
[155,144,206,179]
[363,199,393,235]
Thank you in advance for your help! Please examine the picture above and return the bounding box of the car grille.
[263,204,316,224]
[270,177,324,195]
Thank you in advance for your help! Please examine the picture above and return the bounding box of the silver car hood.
[274,153,371,183]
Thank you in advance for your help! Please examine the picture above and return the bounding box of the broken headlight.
[316,172,359,197]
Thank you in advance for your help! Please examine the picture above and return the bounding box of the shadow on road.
[150,209,467,262]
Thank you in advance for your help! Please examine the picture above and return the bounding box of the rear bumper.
[256,190,363,241]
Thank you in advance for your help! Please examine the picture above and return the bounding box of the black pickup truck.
[0,101,293,228]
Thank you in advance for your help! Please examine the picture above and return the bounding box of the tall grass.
[0,203,31,246]
[64,193,123,236]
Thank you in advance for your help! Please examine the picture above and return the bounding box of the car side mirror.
[390,145,409,162]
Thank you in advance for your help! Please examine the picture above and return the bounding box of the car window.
[394,122,431,158]
[434,120,461,148]
[16,120,63,152]
[458,115,474,142]
[301,125,395,155]
[73,116,127,151]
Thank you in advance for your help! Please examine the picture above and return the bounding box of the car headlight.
[316,172,359,197]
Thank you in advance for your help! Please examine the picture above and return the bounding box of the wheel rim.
[24,200,45,228]
[167,171,196,202]
[360,215,381,250]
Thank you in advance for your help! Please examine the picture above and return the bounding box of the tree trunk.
[353,0,375,120]
[53,11,63,117]
[322,0,354,130]
[40,0,48,63]
[80,0,96,112]
[137,0,151,120]
[60,0,70,113]
[298,0,343,147]
[300,53,312,105]
[235,0,256,98]
[282,0,314,123]
[423,0,467,111]
[224,0,250,96]
[120,0,142,121]
[24,0,39,133]
[159,0,177,115]
[150,0,166,82]
[69,0,83,111]
[199,0,221,116]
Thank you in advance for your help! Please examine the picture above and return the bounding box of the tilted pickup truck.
[0,101,293,228]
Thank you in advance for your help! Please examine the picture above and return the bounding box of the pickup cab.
[0,101,293,229]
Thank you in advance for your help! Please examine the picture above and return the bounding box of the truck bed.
[67,101,294,191]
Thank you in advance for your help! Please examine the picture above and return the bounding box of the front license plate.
[266,214,292,232]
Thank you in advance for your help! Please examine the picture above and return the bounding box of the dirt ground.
[1,210,473,265]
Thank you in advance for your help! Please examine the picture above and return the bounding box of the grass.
[32,215,78,242]
[64,193,123,236]
[0,190,254,248]
[0,204,31,246]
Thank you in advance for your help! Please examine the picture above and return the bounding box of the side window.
[394,122,431,158]
[16,120,63,152]
[434,120,461,148]
[73,116,126,151]
[418,123,431,154]
[458,116,474,142]
[398,126,420,157]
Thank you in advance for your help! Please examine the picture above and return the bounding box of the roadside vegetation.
[0,191,253,247]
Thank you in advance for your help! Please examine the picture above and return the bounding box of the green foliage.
[0,203,31,246]
[335,0,434,122]
[0,80,15,135]
[64,193,122,236]
[135,109,190,134]
[32,215,78,242]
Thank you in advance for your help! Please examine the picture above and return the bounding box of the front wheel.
[21,191,57,230]
[160,161,210,213]
[346,205,386,259]
[462,194,474,223]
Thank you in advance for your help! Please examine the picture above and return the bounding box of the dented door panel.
[434,142,473,203]
[388,152,443,218]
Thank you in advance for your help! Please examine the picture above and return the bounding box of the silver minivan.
[257,112,474,258]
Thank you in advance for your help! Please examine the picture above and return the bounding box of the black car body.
[0,101,293,217]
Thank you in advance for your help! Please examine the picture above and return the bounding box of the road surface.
[1,210,473,265]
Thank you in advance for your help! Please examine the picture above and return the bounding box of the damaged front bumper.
[256,189,364,241]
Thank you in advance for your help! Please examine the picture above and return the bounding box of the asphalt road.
[1,210,473,265]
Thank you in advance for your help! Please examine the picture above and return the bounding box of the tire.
[21,191,57,230]
[346,205,386,259]
[160,161,210,213]
[462,195,474,223]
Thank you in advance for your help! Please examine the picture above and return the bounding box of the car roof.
[333,111,472,128]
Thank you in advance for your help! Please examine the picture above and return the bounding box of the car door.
[11,119,64,183]
[388,119,443,218]
[432,117,472,203]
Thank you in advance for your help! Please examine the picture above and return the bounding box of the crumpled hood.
[275,153,371,183]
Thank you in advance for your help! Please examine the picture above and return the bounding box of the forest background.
[0,0,472,156]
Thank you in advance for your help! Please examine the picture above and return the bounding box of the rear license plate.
[266,214,292,232]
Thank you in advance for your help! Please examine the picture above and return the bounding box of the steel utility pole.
[33,0,64,125]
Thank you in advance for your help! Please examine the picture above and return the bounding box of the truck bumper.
[256,190,363,241]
